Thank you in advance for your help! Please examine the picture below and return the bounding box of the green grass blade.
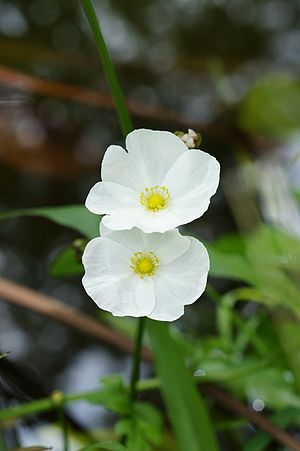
[148,320,219,451]
[81,0,133,137]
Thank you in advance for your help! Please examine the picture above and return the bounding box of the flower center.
[130,251,160,278]
[140,186,170,212]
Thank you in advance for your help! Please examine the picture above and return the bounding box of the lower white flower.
[82,224,210,321]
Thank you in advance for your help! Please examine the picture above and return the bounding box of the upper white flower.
[82,224,209,321]
[85,129,220,233]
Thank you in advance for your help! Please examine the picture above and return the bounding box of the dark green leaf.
[78,442,127,451]
[0,205,100,239]
[50,243,85,278]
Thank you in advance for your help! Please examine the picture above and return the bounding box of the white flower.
[85,129,220,233]
[82,224,209,321]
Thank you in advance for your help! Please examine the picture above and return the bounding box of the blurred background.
[1,0,300,449]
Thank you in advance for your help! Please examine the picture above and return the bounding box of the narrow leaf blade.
[148,320,219,451]
[0,205,100,239]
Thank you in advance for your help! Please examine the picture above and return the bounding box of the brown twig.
[203,384,300,451]
[0,65,197,128]
[0,277,299,449]
[0,277,152,361]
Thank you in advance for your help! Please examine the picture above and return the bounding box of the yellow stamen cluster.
[140,186,170,212]
[130,251,160,278]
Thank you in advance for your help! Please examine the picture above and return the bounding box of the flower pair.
[82,129,220,321]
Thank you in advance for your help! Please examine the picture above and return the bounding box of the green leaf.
[273,313,300,393]
[12,448,51,451]
[294,190,300,205]
[89,375,130,415]
[0,205,100,239]
[148,320,219,451]
[78,442,127,451]
[239,74,300,138]
[208,245,254,283]
[115,401,162,451]
[50,241,85,278]
[209,226,300,317]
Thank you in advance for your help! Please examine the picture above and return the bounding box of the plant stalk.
[80,0,133,136]
[129,317,146,406]
[81,0,145,418]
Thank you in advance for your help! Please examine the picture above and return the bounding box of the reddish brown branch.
[203,384,300,451]
[0,65,196,128]
[0,277,152,361]
[0,277,299,449]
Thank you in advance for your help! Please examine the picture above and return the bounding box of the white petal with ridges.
[146,229,191,265]
[100,223,147,252]
[82,237,141,316]
[135,278,156,316]
[164,149,220,223]
[133,207,180,233]
[126,129,186,186]
[85,181,137,215]
[82,235,156,317]
[101,145,144,191]
[100,226,190,265]
[149,238,209,321]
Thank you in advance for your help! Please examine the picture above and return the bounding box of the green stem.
[57,406,69,451]
[80,0,133,136]
[0,378,160,423]
[129,317,146,406]
[81,0,146,425]
[0,430,8,451]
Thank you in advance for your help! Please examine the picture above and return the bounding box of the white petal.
[82,237,131,280]
[149,238,209,321]
[163,150,220,223]
[82,237,148,317]
[126,129,186,186]
[100,223,147,252]
[102,208,137,231]
[146,229,191,265]
[133,207,180,233]
[101,145,144,191]
[85,181,137,215]
[102,205,181,234]
[135,278,156,316]
[99,226,190,264]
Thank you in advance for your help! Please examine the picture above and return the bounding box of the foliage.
[79,442,127,451]
[148,320,218,451]
[239,74,300,138]
[0,205,100,239]
[2,1,300,449]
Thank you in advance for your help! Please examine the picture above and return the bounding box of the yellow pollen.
[131,251,160,278]
[140,186,170,212]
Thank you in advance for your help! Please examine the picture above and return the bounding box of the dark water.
[0,0,300,447]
